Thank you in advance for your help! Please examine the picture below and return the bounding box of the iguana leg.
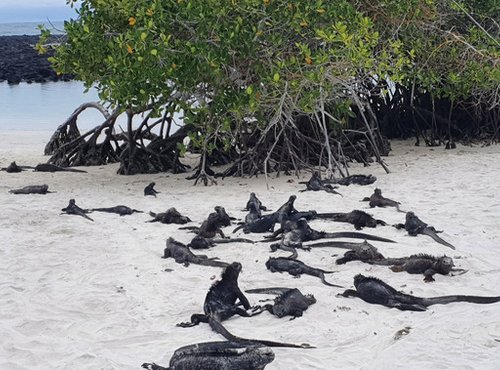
[176,314,208,327]
[338,289,359,298]
[390,265,404,272]
[423,269,436,282]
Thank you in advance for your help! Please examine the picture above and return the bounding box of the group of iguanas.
[5,164,499,369]
[144,173,499,369]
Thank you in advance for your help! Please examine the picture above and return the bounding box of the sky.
[0,1,78,23]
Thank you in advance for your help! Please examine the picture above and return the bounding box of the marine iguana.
[1,161,22,172]
[261,211,317,240]
[244,192,269,211]
[271,195,299,224]
[162,238,230,268]
[265,257,343,288]
[181,206,232,238]
[232,214,277,234]
[177,262,312,348]
[246,287,316,319]
[148,208,192,224]
[264,218,395,244]
[187,235,254,249]
[233,195,298,234]
[243,201,262,225]
[339,274,500,311]
[362,188,404,212]
[1,161,33,172]
[316,210,387,230]
[61,199,94,222]
[90,205,142,216]
[333,241,386,265]
[334,174,377,186]
[9,184,52,194]
[298,171,342,196]
[291,238,385,264]
[141,341,275,370]
[369,254,466,282]
[394,212,455,250]
[268,220,313,259]
[144,182,160,197]
[34,163,87,173]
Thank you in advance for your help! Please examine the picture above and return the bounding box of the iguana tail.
[179,226,200,230]
[196,259,231,268]
[246,287,292,295]
[208,318,314,348]
[422,228,456,250]
[322,232,395,243]
[318,273,345,288]
[232,224,245,233]
[91,208,113,213]
[368,258,408,266]
[211,238,254,244]
[421,295,500,307]
[306,241,369,249]
[315,212,346,221]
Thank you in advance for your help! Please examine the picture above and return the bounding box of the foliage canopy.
[40,0,499,178]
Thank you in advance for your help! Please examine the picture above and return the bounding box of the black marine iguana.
[332,241,386,265]
[316,210,387,230]
[9,184,52,195]
[34,163,87,173]
[142,341,275,370]
[331,245,465,282]
[362,188,404,212]
[180,206,232,238]
[264,218,395,244]
[187,235,254,249]
[177,262,313,348]
[148,208,191,224]
[144,182,160,197]
[244,192,269,211]
[1,161,34,173]
[246,287,316,319]
[242,201,262,225]
[265,257,343,288]
[90,205,142,216]
[298,171,342,196]
[269,220,312,259]
[61,199,94,222]
[394,212,455,250]
[334,174,377,186]
[162,238,229,268]
[369,254,466,282]
[304,239,383,264]
[339,274,500,311]
[233,195,299,234]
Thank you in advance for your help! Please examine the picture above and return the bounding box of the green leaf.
[150,49,158,56]
[273,73,280,82]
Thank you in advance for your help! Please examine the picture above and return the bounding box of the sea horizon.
[0,20,66,36]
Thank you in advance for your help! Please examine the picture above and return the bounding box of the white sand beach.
[1,130,499,369]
